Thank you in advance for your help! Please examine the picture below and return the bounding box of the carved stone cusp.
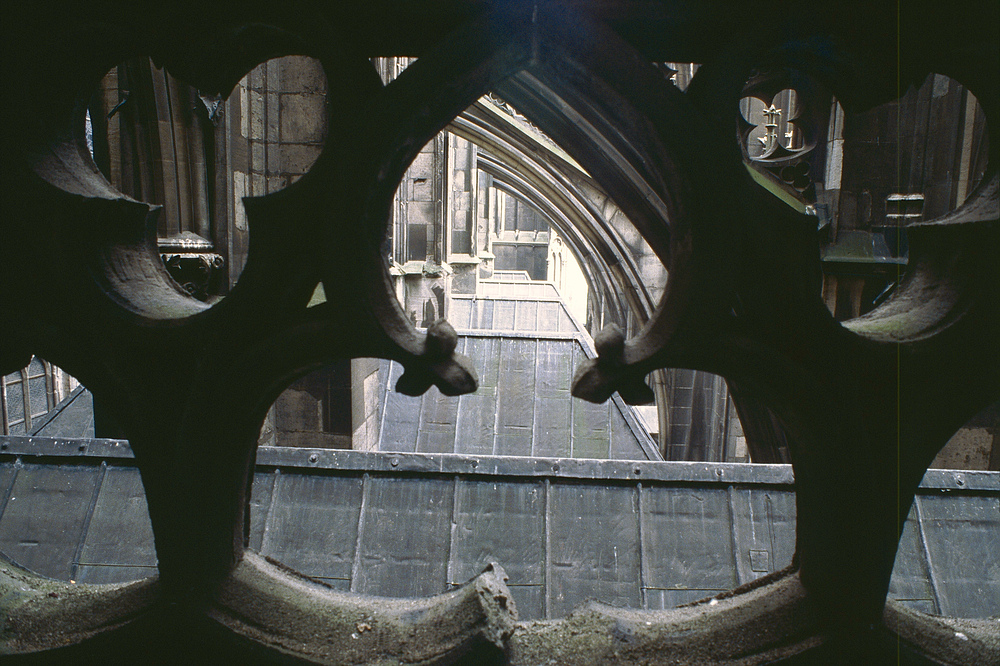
[573,325,654,405]
[396,319,478,397]
[424,319,459,358]
[394,368,434,396]
[617,377,655,405]
[593,324,625,364]
[429,352,479,397]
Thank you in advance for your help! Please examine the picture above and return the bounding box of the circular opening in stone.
[249,358,778,620]
[83,55,327,312]
[817,75,988,320]
[376,77,674,460]
[737,71,990,323]
[246,58,771,621]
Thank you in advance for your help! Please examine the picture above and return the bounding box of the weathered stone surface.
[0,559,159,655]
[507,569,818,665]
[209,553,516,664]
[279,94,327,144]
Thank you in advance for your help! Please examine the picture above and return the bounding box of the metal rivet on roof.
[308,453,318,464]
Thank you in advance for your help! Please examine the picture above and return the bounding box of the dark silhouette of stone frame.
[1,1,997,663]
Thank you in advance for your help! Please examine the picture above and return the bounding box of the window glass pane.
[29,374,48,418]
[6,378,25,429]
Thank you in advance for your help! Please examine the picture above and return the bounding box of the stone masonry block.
[280,94,327,144]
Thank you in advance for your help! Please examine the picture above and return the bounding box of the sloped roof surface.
[378,334,659,460]
[377,287,657,459]
[29,387,95,439]
[450,291,576,332]
[0,439,997,621]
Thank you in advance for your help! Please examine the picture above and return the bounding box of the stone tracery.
[1,1,997,663]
